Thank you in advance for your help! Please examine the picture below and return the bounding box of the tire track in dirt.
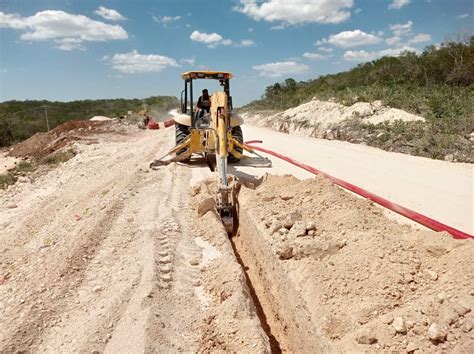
[0,131,170,351]
[1,129,271,352]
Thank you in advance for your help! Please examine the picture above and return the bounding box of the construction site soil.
[8,120,117,159]
[225,174,474,352]
[0,124,472,352]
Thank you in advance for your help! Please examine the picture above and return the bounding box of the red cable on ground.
[245,142,473,240]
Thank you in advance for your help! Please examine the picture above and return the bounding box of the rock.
[277,245,293,260]
[371,100,383,110]
[271,223,282,234]
[196,195,216,217]
[439,306,459,325]
[290,221,307,237]
[393,317,407,334]
[278,228,289,235]
[444,154,454,162]
[469,132,474,142]
[262,195,275,202]
[307,230,316,236]
[326,129,336,140]
[462,321,473,333]
[356,328,377,344]
[7,203,17,209]
[306,222,316,231]
[452,302,471,316]
[427,323,447,343]
[93,286,103,293]
[406,342,418,352]
[189,258,200,266]
[17,176,29,183]
[381,315,393,324]
[425,269,438,281]
[437,292,447,303]
[280,194,293,201]
[283,217,294,229]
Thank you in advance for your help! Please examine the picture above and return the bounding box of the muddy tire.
[229,125,243,163]
[175,123,190,159]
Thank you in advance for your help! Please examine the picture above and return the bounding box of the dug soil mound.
[241,99,424,138]
[8,120,115,158]
[234,174,473,352]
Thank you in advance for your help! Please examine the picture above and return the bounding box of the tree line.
[242,36,473,135]
[0,96,178,147]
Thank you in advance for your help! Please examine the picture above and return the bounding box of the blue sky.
[0,0,472,106]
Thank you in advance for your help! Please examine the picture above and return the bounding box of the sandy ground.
[228,174,474,352]
[1,122,472,352]
[0,129,267,352]
[0,151,18,175]
[237,125,473,235]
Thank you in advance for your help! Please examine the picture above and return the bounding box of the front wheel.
[229,125,243,163]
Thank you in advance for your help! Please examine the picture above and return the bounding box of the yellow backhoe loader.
[150,71,270,233]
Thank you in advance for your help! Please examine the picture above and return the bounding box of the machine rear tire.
[229,125,243,163]
[175,123,190,160]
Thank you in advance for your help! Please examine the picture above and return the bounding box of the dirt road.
[0,129,267,352]
[1,123,472,352]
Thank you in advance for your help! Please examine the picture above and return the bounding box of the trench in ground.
[226,183,326,353]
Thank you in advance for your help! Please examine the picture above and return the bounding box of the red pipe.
[163,119,175,128]
[245,142,473,240]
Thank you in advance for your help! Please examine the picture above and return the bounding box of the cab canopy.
[181,71,233,80]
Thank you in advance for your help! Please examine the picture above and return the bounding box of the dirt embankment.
[241,99,474,163]
[241,99,424,137]
[8,120,120,159]
[220,174,473,353]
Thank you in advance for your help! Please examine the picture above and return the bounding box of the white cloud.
[235,0,353,25]
[107,50,180,73]
[239,39,255,47]
[190,30,222,44]
[385,36,401,45]
[408,33,431,44]
[252,61,309,77]
[389,0,410,10]
[456,13,470,19]
[354,8,362,14]
[221,39,233,46]
[318,46,333,52]
[190,30,230,47]
[270,24,287,30]
[248,27,254,32]
[190,30,253,48]
[303,52,330,60]
[152,15,181,24]
[180,56,196,66]
[319,29,382,48]
[344,45,419,62]
[389,21,413,36]
[55,37,85,51]
[0,10,127,50]
[94,6,126,21]
[344,50,376,61]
